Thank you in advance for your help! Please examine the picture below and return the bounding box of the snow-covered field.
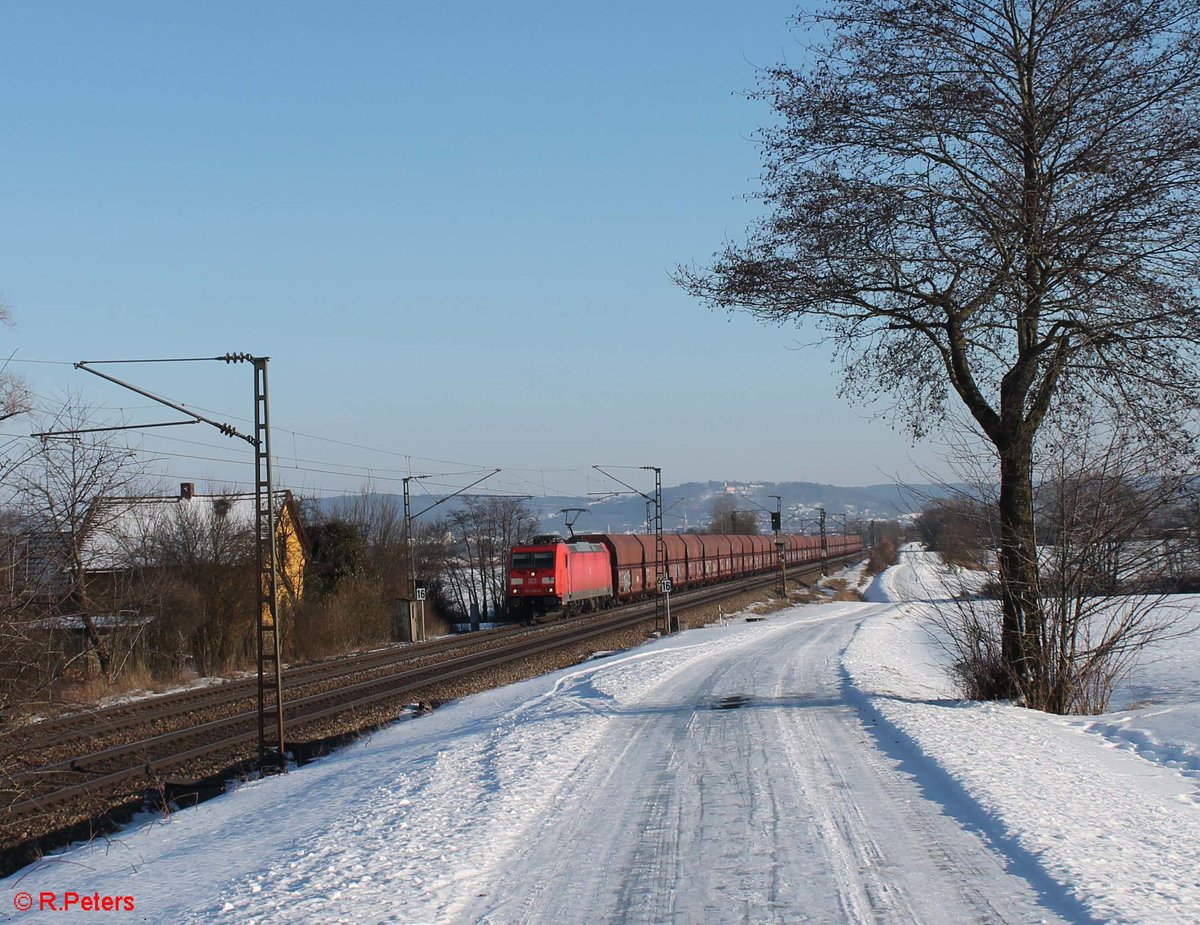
[3,549,1197,923]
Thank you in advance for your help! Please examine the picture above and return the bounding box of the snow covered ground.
[3,549,1197,923]
[848,548,1200,925]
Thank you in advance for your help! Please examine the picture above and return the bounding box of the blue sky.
[0,1,949,501]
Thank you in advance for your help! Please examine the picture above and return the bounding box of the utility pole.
[819,507,828,575]
[593,465,671,634]
[74,353,287,773]
[642,466,671,634]
[403,474,430,642]
[250,357,285,774]
[404,469,501,639]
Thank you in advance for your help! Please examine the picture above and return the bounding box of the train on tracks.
[505,531,863,622]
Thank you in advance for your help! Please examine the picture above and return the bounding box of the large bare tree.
[679,0,1200,706]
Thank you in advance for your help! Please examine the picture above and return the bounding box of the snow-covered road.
[455,606,1069,925]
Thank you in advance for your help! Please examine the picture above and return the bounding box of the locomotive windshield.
[512,551,555,569]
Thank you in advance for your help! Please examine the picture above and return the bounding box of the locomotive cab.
[506,541,562,622]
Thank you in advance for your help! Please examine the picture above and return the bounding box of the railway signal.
[819,508,829,575]
[732,494,789,597]
[769,495,786,596]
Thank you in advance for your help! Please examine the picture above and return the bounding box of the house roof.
[33,610,157,631]
[81,489,303,572]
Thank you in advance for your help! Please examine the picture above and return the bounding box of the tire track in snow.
[461,607,1079,924]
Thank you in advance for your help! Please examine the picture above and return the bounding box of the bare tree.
[296,490,455,649]
[1033,417,1193,712]
[865,519,905,576]
[706,495,761,535]
[679,0,1200,706]
[0,301,35,495]
[323,489,411,595]
[931,413,1194,712]
[316,488,451,610]
[0,514,64,726]
[443,498,538,622]
[14,398,149,676]
[916,497,992,570]
[146,495,257,677]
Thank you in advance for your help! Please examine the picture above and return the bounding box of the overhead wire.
[7,365,631,501]
[4,414,646,499]
[12,358,607,475]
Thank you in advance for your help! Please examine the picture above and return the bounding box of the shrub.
[865,539,897,576]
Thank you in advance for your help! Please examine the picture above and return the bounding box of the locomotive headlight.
[510,578,523,586]
[541,577,554,585]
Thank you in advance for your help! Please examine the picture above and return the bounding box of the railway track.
[0,622,534,766]
[2,554,861,855]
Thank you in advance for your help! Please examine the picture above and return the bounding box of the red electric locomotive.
[506,535,613,622]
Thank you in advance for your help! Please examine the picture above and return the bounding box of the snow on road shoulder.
[844,548,1200,925]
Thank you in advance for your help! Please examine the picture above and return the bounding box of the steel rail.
[5,553,861,821]
[0,623,542,761]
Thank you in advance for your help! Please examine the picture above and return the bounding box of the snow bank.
[844,547,1200,925]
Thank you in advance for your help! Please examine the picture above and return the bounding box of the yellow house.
[265,488,308,622]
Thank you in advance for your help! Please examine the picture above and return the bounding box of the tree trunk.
[70,545,112,677]
[77,612,111,677]
[996,435,1043,703]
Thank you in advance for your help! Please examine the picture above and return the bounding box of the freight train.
[505,531,864,622]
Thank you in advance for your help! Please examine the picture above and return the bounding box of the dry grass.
[291,577,393,660]
[748,597,792,616]
[817,577,865,602]
[56,662,178,708]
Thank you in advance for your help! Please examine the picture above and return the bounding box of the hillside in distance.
[314,480,951,536]
[525,480,946,536]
